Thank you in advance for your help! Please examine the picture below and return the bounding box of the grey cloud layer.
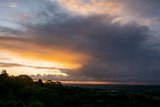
[124,0,160,18]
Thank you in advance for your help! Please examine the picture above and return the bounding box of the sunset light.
[0,0,160,85]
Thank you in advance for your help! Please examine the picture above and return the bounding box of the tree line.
[0,70,160,107]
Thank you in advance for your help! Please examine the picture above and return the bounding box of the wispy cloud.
[0,2,17,8]
[0,62,70,71]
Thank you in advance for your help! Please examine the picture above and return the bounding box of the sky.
[0,0,160,84]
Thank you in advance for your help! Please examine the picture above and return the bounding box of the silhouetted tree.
[29,101,44,107]
[0,70,9,81]
[0,101,5,107]
[37,79,44,86]
[6,101,16,107]
[45,80,52,84]
[16,101,24,107]
[55,81,62,86]
[0,70,160,107]
[16,75,34,86]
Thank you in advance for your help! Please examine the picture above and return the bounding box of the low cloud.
[0,62,69,71]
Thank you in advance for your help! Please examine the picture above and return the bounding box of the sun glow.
[0,48,86,75]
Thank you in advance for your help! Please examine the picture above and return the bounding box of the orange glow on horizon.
[0,37,90,75]
[61,81,115,85]
[0,37,89,69]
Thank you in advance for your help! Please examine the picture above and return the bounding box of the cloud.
[0,35,88,68]
[0,57,10,60]
[58,0,122,16]
[123,0,160,18]
[0,62,69,71]
[0,2,17,8]
[0,0,160,84]
[0,62,24,67]
[18,1,160,84]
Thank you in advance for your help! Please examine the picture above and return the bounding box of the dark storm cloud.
[1,0,160,84]
[17,0,160,84]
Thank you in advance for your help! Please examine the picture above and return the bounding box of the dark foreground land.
[0,71,160,107]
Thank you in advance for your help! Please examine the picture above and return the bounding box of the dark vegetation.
[0,70,160,107]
